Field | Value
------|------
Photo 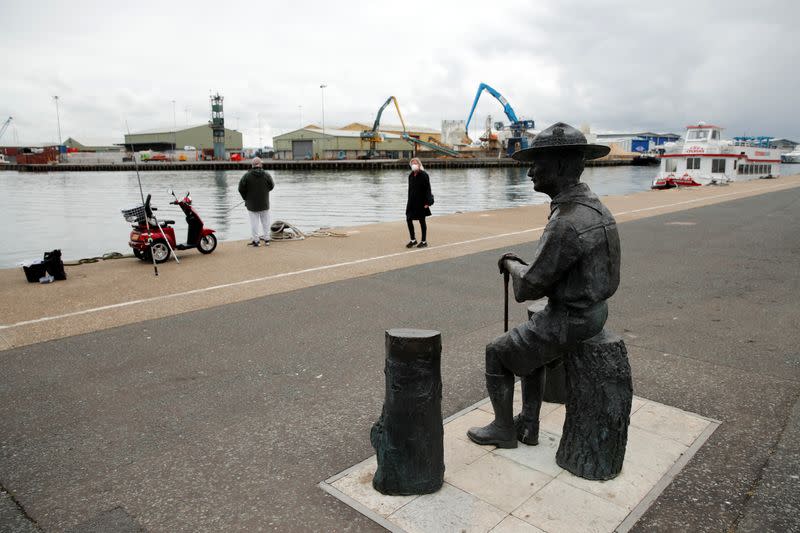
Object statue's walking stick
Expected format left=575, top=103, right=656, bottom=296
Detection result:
left=503, top=271, right=510, bottom=333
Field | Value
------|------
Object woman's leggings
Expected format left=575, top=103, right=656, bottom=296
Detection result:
left=406, top=217, right=427, bottom=241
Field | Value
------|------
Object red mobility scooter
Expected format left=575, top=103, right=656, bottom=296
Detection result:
left=123, top=190, right=217, bottom=263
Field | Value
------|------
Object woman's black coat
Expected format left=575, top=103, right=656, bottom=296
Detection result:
left=405, top=170, right=432, bottom=219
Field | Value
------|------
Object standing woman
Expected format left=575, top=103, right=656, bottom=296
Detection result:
left=405, top=157, right=433, bottom=248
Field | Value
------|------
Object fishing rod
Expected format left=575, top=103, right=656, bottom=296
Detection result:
left=126, top=120, right=159, bottom=277
left=224, top=199, right=245, bottom=213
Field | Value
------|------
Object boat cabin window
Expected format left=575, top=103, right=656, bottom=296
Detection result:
left=665, top=159, right=677, bottom=172
left=712, top=159, right=726, bottom=173
left=687, top=157, right=701, bottom=170
left=687, top=130, right=708, bottom=141
left=711, top=130, right=720, bottom=140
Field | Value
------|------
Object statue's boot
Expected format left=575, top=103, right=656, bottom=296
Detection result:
left=514, top=367, right=545, bottom=445
left=467, top=372, right=517, bottom=448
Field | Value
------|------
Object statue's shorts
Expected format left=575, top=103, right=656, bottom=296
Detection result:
left=488, top=300, right=608, bottom=376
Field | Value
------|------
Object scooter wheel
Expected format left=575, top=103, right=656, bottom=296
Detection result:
left=150, top=240, right=171, bottom=263
left=197, top=234, right=217, bottom=254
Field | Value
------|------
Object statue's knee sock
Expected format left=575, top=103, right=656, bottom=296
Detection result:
left=515, top=367, right=544, bottom=445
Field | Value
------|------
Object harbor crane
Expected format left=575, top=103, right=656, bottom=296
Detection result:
left=360, top=96, right=407, bottom=159
left=361, top=97, right=459, bottom=158
left=0, top=117, right=12, bottom=142
left=465, top=83, right=534, bottom=156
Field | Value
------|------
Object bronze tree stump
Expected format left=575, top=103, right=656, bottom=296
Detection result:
left=370, top=329, right=444, bottom=495
left=556, top=329, right=632, bottom=480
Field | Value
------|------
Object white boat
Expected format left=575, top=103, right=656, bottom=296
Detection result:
left=0, top=154, right=10, bottom=165
left=652, top=123, right=780, bottom=189
left=780, top=146, right=800, bottom=163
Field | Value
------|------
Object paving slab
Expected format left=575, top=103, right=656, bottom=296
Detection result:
left=0, top=489, right=39, bottom=533
left=321, top=394, right=718, bottom=532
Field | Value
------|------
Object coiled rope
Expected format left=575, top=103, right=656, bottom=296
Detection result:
left=269, top=221, right=349, bottom=241
left=63, top=252, right=130, bottom=266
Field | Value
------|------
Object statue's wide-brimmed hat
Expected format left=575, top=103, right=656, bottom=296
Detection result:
left=512, top=122, right=610, bottom=162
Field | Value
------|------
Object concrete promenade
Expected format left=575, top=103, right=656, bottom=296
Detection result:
left=1, top=176, right=799, bottom=531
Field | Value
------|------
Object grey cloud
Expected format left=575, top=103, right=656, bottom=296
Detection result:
left=1, top=0, right=799, bottom=146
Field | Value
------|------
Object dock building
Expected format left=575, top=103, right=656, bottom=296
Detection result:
left=771, top=138, right=798, bottom=150
left=123, top=125, right=243, bottom=153
left=338, top=123, right=442, bottom=145
left=273, top=123, right=440, bottom=160
left=596, top=132, right=682, bottom=153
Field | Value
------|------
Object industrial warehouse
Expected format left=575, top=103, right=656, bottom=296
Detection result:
left=273, top=123, right=442, bottom=160
left=122, top=124, right=242, bottom=153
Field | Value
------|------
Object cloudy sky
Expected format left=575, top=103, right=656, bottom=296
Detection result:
left=2, top=0, right=798, bottom=146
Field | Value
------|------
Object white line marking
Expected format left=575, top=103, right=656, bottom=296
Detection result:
left=0, top=182, right=790, bottom=331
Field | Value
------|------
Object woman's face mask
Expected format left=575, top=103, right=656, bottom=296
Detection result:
left=410, top=163, right=420, bottom=172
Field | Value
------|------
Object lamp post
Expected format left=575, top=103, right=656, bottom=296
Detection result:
left=53, top=96, right=62, bottom=162
left=172, top=99, right=177, bottom=157
left=320, top=84, right=327, bottom=159
left=257, top=113, right=263, bottom=150
left=298, top=105, right=303, bottom=127
left=53, top=94, right=62, bottom=142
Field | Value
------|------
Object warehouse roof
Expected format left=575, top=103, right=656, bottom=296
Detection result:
left=339, top=122, right=439, bottom=134
left=127, top=124, right=241, bottom=135
left=381, top=123, right=439, bottom=134
left=128, top=125, right=203, bottom=135
left=596, top=131, right=681, bottom=139
left=275, top=127, right=403, bottom=139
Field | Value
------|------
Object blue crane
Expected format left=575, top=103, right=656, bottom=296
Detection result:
left=465, top=83, right=534, bottom=155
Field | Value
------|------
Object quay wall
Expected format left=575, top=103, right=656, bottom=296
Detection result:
left=0, top=158, right=631, bottom=173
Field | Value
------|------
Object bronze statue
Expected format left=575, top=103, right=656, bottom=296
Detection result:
left=467, top=122, right=621, bottom=449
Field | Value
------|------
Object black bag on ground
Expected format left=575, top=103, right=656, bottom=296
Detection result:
left=43, top=249, right=67, bottom=280
left=22, top=262, right=47, bottom=283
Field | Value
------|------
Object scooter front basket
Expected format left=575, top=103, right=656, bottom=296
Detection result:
left=121, top=205, right=146, bottom=223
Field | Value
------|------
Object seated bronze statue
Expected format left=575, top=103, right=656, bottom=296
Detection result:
left=467, top=122, right=621, bottom=449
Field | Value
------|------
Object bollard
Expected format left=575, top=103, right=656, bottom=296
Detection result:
left=370, top=328, right=444, bottom=495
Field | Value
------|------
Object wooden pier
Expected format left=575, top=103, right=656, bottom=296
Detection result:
left=0, top=157, right=631, bottom=173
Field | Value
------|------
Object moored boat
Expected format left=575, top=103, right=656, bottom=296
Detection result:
left=652, top=123, right=781, bottom=189
left=780, top=146, right=800, bottom=163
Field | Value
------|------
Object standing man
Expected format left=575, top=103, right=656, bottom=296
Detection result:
left=239, top=157, right=275, bottom=247
left=467, top=122, right=621, bottom=449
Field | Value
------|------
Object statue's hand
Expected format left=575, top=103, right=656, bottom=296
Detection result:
left=498, top=253, right=527, bottom=274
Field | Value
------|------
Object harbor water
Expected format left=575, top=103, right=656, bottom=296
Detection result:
left=0, top=165, right=656, bottom=268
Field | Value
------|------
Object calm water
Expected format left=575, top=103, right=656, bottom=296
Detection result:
left=0, top=165, right=656, bottom=268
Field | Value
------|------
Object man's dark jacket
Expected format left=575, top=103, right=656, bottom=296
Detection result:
left=238, top=168, right=275, bottom=211
left=512, top=182, right=620, bottom=309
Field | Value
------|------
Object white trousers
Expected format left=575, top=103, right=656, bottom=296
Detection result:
left=248, top=209, right=271, bottom=242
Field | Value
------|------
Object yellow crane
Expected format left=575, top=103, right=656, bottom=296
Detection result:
left=360, top=96, right=407, bottom=158
left=361, top=97, right=460, bottom=158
